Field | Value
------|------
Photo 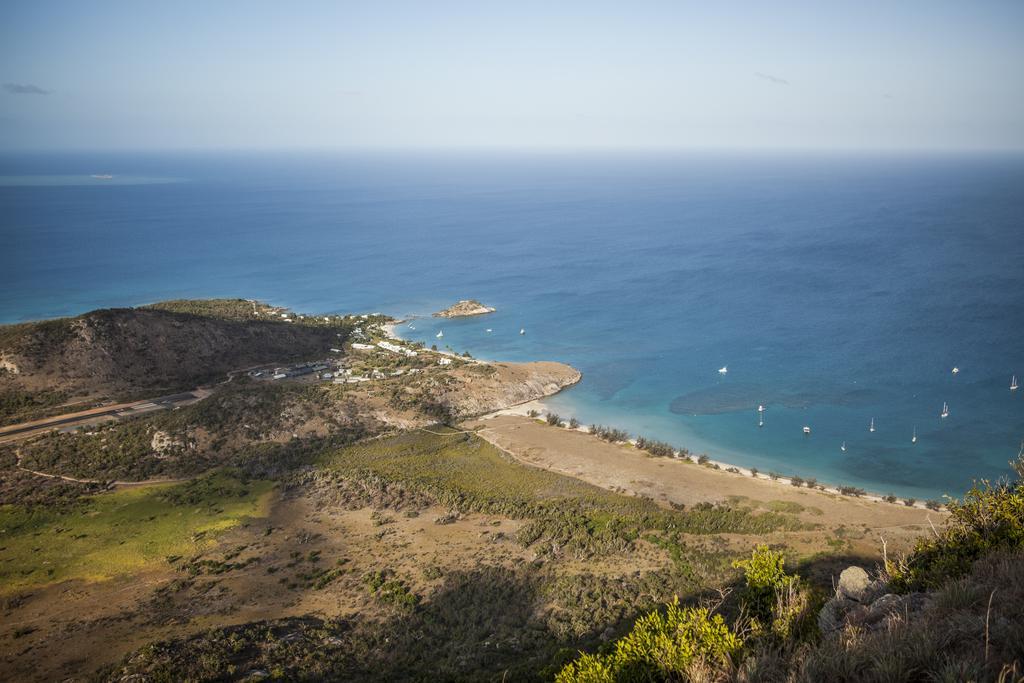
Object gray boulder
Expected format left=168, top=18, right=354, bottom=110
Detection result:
left=837, top=566, right=872, bottom=602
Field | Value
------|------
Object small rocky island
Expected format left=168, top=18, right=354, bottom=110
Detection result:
left=432, top=299, right=496, bottom=318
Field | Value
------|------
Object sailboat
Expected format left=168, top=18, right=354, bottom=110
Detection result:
left=436, top=330, right=443, bottom=339
left=940, top=402, right=949, bottom=419
left=912, top=427, right=917, bottom=444
left=718, top=366, right=728, bottom=375
left=757, top=404, right=764, bottom=428
left=1012, top=375, right=1019, bottom=391
left=841, top=441, right=847, bottom=452
left=952, top=367, right=960, bottom=375
left=802, top=426, right=811, bottom=435
left=869, top=418, right=875, bottom=433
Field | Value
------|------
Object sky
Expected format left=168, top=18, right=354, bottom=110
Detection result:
left=2, top=1, right=1023, bottom=152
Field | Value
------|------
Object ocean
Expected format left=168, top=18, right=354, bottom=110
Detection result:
left=2, top=150, right=1023, bottom=499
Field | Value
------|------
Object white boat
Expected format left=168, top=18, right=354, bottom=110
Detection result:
left=1012, top=375, right=1019, bottom=391
left=869, top=418, right=875, bottom=433
left=436, top=330, right=443, bottom=339
left=940, top=401, right=949, bottom=419
left=911, top=427, right=917, bottom=444
left=718, top=366, right=728, bottom=375
left=91, top=174, right=113, bottom=179
left=757, top=404, right=765, bottom=412
left=802, top=426, right=811, bottom=435
left=841, top=441, right=846, bottom=452
left=952, top=367, right=960, bottom=374
left=519, top=328, right=525, bottom=335
left=485, top=328, right=492, bottom=333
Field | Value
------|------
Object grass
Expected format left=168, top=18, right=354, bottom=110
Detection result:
left=0, top=470, right=274, bottom=593
left=315, top=428, right=804, bottom=557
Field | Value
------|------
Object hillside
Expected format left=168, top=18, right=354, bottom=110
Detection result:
left=0, top=299, right=358, bottom=423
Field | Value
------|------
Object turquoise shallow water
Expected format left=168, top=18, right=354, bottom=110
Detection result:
left=2, top=150, right=1023, bottom=498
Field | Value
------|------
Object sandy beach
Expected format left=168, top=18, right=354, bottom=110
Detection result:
left=465, top=411, right=943, bottom=554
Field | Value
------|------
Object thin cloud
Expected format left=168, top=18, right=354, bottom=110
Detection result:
left=754, top=72, right=789, bottom=86
left=3, top=82, right=50, bottom=95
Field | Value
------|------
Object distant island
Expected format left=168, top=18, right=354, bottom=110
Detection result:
left=432, top=299, right=496, bottom=318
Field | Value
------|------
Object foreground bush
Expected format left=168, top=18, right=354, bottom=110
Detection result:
left=888, top=460, right=1024, bottom=592
left=557, top=546, right=817, bottom=682
left=555, top=598, right=741, bottom=682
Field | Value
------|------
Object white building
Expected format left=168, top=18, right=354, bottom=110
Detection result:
left=377, top=341, right=417, bottom=357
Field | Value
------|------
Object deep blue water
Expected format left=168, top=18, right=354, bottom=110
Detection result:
left=2, top=150, right=1023, bottom=498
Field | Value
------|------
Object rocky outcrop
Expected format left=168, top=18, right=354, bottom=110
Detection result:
left=818, top=565, right=930, bottom=635
left=440, top=361, right=581, bottom=418
left=432, top=300, right=495, bottom=318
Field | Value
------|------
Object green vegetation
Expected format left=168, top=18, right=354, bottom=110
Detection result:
left=888, top=465, right=1024, bottom=592
left=557, top=545, right=818, bottom=682
left=588, top=424, right=630, bottom=443
left=635, top=435, right=679, bottom=458
left=557, top=462, right=1024, bottom=682
left=0, top=383, right=69, bottom=426
left=15, top=381, right=369, bottom=482
left=363, top=569, right=420, bottom=610
left=315, top=429, right=803, bottom=557
left=555, top=599, right=742, bottom=682
left=0, top=469, right=273, bottom=592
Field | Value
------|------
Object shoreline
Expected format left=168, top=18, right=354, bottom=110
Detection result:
left=482, top=401, right=941, bottom=511
left=383, top=316, right=942, bottom=511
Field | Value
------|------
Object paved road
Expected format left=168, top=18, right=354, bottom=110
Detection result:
left=0, top=390, right=208, bottom=443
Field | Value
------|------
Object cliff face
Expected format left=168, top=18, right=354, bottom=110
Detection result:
left=432, top=300, right=496, bottom=318
left=0, top=307, right=350, bottom=400
left=440, top=361, right=581, bottom=418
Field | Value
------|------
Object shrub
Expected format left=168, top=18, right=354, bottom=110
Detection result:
left=733, top=544, right=819, bottom=642
left=924, top=499, right=944, bottom=511
left=804, top=478, right=817, bottom=489
left=883, top=494, right=897, bottom=504
left=588, top=425, right=630, bottom=443
left=888, top=464, right=1024, bottom=592
left=838, top=486, right=865, bottom=497
left=555, top=598, right=742, bottom=682
left=750, top=467, right=759, bottom=478
left=790, top=476, right=804, bottom=487
left=698, top=454, right=710, bottom=465
left=733, top=545, right=789, bottom=624
left=768, top=472, right=780, bottom=481
left=726, top=467, right=740, bottom=474
left=546, top=413, right=563, bottom=427
left=568, top=417, right=579, bottom=429
left=527, top=409, right=539, bottom=418
left=635, top=437, right=676, bottom=458
left=904, top=497, right=917, bottom=507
